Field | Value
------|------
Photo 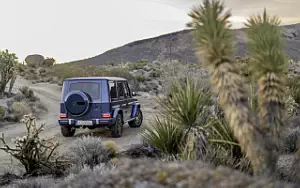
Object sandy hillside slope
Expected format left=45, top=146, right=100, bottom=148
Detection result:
left=0, top=77, right=157, bottom=174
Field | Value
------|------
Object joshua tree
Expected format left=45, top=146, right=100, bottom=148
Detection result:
left=245, top=9, right=288, bottom=152
left=187, top=0, right=279, bottom=176
left=0, top=49, right=18, bottom=98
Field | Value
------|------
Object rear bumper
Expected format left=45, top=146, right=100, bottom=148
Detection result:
left=58, top=118, right=115, bottom=127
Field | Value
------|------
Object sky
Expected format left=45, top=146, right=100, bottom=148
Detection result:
left=0, top=0, right=299, bottom=63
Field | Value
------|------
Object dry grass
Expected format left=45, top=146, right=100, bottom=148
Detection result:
left=11, top=101, right=32, bottom=121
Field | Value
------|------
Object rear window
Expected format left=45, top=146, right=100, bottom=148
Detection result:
left=69, top=82, right=100, bottom=100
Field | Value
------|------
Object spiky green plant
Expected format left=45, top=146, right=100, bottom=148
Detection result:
left=141, top=117, right=184, bottom=155
left=187, top=0, right=276, bottom=176
left=157, top=78, right=211, bottom=129
left=245, top=9, right=288, bottom=151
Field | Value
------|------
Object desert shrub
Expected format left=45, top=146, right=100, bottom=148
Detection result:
left=287, top=76, right=300, bottom=105
left=37, top=67, right=46, bottom=76
left=149, top=70, right=161, bottom=78
left=11, top=101, right=32, bottom=121
left=57, top=163, right=115, bottom=188
left=103, top=140, right=118, bottom=158
left=283, top=127, right=300, bottom=153
left=8, top=176, right=55, bottom=188
left=157, top=78, right=211, bottom=128
left=57, top=158, right=293, bottom=188
left=119, top=143, right=162, bottom=159
left=19, top=86, right=38, bottom=102
left=46, top=63, right=140, bottom=89
left=0, top=106, right=5, bottom=121
left=0, top=115, right=69, bottom=176
left=141, top=78, right=212, bottom=158
left=180, top=127, right=208, bottom=160
left=203, top=115, right=251, bottom=172
left=66, top=136, right=111, bottom=170
left=12, top=93, right=26, bottom=102
left=286, top=95, right=300, bottom=118
left=135, top=75, right=145, bottom=82
left=125, top=60, right=148, bottom=70
left=141, top=117, right=184, bottom=155
left=206, top=116, right=241, bottom=156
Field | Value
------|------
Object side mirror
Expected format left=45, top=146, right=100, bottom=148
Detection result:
left=132, top=92, right=136, bottom=96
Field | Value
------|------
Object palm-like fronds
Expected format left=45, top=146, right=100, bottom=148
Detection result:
left=141, top=117, right=184, bottom=155
left=157, top=78, right=211, bottom=128
left=187, top=0, right=275, bottom=176
left=187, top=0, right=233, bottom=65
left=245, top=9, right=287, bottom=78
left=245, top=9, right=288, bottom=150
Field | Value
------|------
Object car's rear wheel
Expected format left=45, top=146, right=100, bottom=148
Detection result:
left=61, top=126, right=76, bottom=137
left=129, top=108, right=143, bottom=128
left=111, top=114, right=123, bottom=138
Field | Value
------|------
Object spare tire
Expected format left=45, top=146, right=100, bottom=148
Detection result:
left=64, top=91, right=91, bottom=116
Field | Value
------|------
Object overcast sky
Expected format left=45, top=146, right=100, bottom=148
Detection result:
left=0, top=0, right=299, bottom=63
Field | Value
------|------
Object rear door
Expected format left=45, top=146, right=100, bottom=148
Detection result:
left=124, top=81, right=134, bottom=120
left=116, top=81, right=130, bottom=121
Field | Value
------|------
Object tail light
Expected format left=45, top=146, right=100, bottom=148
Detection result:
left=60, top=114, right=67, bottom=118
left=101, top=113, right=111, bottom=118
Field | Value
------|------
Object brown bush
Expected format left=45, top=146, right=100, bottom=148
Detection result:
left=11, top=101, right=32, bottom=121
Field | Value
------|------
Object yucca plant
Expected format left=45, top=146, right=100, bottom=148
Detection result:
left=141, top=117, right=184, bottom=155
left=245, top=9, right=288, bottom=151
left=187, top=0, right=276, bottom=176
left=157, top=78, right=211, bottom=129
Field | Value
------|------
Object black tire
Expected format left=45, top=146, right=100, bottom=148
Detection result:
left=111, top=114, right=123, bottom=138
left=129, top=108, right=143, bottom=128
left=61, top=126, right=76, bottom=137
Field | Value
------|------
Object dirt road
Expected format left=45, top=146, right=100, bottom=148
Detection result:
left=0, top=77, right=157, bottom=174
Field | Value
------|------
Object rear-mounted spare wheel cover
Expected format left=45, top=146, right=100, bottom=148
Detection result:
left=64, top=91, right=90, bottom=116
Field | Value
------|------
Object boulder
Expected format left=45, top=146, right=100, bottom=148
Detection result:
left=25, top=54, right=45, bottom=67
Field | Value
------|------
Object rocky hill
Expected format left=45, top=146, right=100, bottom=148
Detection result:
left=69, top=23, right=300, bottom=66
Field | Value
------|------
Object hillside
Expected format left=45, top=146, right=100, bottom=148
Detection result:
left=69, top=23, right=300, bottom=66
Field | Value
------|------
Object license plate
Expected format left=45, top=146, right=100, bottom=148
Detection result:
left=76, top=120, right=93, bottom=126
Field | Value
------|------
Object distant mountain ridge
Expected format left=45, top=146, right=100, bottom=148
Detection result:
left=69, top=23, right=300, bottom=66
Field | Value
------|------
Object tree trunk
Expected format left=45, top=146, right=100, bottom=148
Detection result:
left=0, top=82, right=6, bottom=98
left=8, top=74, right=16, bottom=96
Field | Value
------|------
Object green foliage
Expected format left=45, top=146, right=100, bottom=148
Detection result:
left=206, top=116, right=241, bottom=156
left=135, top=75, right=145, bottom=82
left=245, top=8, right=288, bottom=79
left=103, top=140, right=119, bottom=158
left=186, top=0, right=234, bottom=63
left=0, top=106, right=5, bottom=121
left=141, top=78, right=213, bottom=158
left=157, top=78, right=211, bottom=128
left=126, top=60, right=148, bottom=70
left=141, top=117, right=184, bottom=155
left=47, top=63, right=135, bottom=81
left=0, top=49, right=18, bottom=98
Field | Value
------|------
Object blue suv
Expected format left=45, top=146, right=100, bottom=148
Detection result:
left=58, top=77, right=143, bottom=138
